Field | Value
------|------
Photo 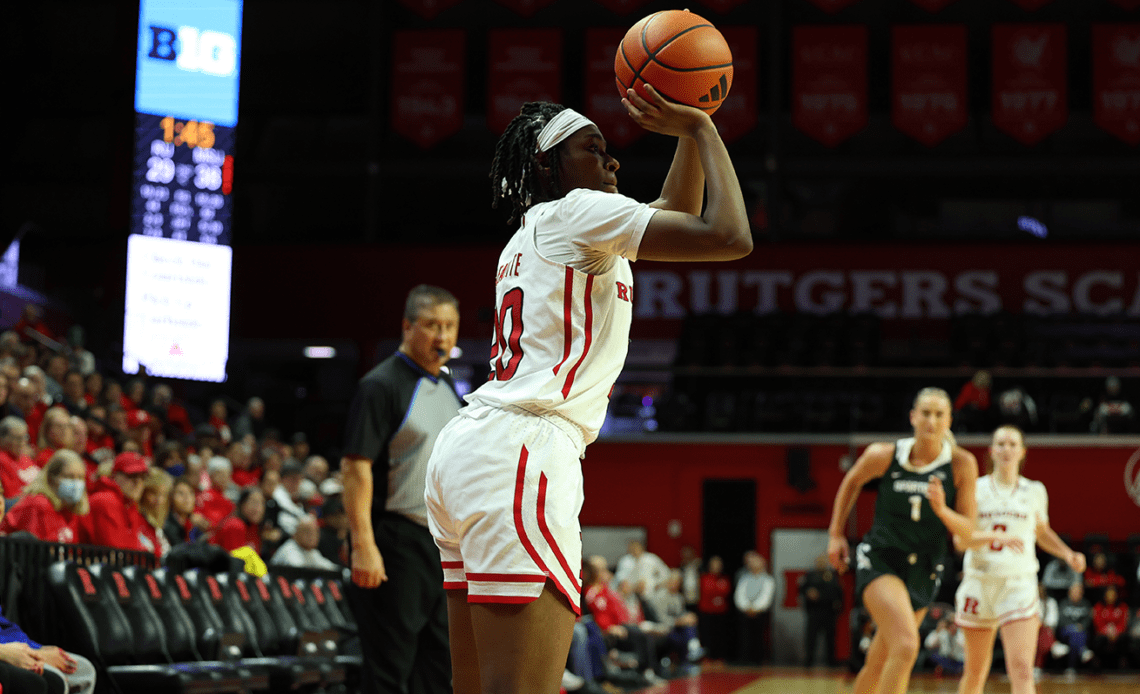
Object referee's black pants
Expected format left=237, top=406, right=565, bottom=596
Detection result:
left=347, top=513, right=451, bottom=694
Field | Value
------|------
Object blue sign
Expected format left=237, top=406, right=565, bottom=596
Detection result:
left=135, top=0, right=242, bottom=126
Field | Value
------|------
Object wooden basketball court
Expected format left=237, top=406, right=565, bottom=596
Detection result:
left=639, top=667, right=1139, bottom=694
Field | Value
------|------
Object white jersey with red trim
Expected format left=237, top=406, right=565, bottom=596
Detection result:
left=466, top=188, right=655, bottom=444
left=963, top=474, right=1048, bottom=578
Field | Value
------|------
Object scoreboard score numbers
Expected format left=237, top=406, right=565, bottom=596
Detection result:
left=124, top=0, right=242, bottom=382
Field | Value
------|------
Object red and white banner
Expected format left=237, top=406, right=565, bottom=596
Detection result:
left=713, top=26, right=759, bottom=143
left=395, top=0, right=461, bottom=19
left=801, top=0, right=862, bottom=13
left=793, top=25, right=868, bottom=147
left=586, top=28, right=643, bottom=149
left=892, top=25, right=968, bottom=147
left=592, top=0, right=652, bottom=15
left=1005, top=0, right=1054, bottom=10
left=991, top=24, right=1067, bottom=145
left=495, top=0, right=556, bottom=16
left=906, top=0, right=958, bottom=11
left=487, top=29, right=562, bottom=135
left=1093, top=24, right=1140, bottom=145
left=390, top=30, right=465, bottom=149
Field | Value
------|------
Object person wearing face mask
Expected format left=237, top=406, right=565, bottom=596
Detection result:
left=0, top=449, right=88, bottom=542
left=78, top=451, right=153, bottom=554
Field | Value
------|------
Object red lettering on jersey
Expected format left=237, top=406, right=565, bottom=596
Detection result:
left=495, top=253, right=523, bottom=286
left=615, top=281, right=629, bottom=302
left=963, top=597, right=979, bottom=614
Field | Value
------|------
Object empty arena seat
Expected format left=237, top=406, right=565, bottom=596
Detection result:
left=45, top=561, right=260, bottom=694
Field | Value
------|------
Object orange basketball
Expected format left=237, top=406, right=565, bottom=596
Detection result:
left=614, top=10, right=733, bottom=114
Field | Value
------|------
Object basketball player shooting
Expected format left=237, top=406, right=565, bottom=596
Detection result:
left=422, top=83, right=752, bottom=693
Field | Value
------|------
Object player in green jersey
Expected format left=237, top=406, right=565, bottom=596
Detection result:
left=826, top=388, right=1023, bottom=694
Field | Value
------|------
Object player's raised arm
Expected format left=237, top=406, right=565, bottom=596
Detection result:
left=623, top=84, right=751, bottom=262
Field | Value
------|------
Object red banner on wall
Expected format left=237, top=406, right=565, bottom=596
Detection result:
left=906, top=0, right=959, bottom=11
left=390, top=31, right=465, bottom=149
left=1093, top=24, right=1140, bottom=145
left=713, top=26, right=759, bottom=143
left=793, top=25, right=868, bottom=147
left=586, top=28, right=643, bottom=149
left=991, top=24, right=1067, bottom=145
left=1005, top=0, right=1054, bottom=9
left=892, top=25, right=968, bottom=147
left=592, top=0, right=651, bottom=15
left=801, top=0, right=861, bottom=13
left=395, top=0, right=461, bottom=19
left=495, top=0, right=557, bottom=16
left=487, top=29, right=562, bottom=136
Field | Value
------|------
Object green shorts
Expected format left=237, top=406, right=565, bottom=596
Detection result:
left=853, top=541, right=945, bottom=610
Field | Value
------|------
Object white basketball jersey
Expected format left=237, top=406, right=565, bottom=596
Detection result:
left=466, top=189, right=654, bottom=444
left=963, top=475, right=1048, bottom=578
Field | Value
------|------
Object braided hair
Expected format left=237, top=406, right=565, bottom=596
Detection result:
left=489, top=101, right=567, bottom=226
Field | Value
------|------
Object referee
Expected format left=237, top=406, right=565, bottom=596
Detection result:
left=341, top=285, right=461, bottom=694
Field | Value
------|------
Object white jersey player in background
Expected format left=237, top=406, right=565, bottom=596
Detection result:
left=954, top=425, right=1086, bottom=694
left=423, top=83, right=751, bottom=694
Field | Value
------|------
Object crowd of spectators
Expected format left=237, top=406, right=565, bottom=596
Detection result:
left=0, top=305, right=348, bottom=577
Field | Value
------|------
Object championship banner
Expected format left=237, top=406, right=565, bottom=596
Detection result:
left=390, top=30, right=465, bottom=149
left=494, top=0, right=556, bottom=16
left=1005, top=0, right=1054, bottom=9
left=713, top=26, right=759, bottom=143
left=487, top=29, right=562, bottom=135
left=991, top=24, right=1067, bottom=145
left=592, top=0, right=652, bottom=15
left=395, top=0, right=462, bottom=19
left=1092, top=24, right=1140, bottom=145
left=792, top=25, right=868, bottom=147
left=891, top=25, right=968, bottom=147
left=801, top=0, right=861, bottom=13
left=905, top=0, right=959, bottom=11
left=585, top=28, right=643, bottom=149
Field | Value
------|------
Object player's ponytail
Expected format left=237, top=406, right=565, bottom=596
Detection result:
left=490, top=102, right=567, bottom=226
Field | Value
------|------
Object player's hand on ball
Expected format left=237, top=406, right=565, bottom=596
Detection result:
left=926, top=476, right=946, bottom=513
left=622, top=84, right=711, bottom=139
left=352, top=541, right=387, bottom=588
left=827, top=535, right=850, bottom=574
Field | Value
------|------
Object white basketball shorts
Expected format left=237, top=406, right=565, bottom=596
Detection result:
left=955, top=572, right=1039, bottom=629
left=424, top=404, right=585, bottom=615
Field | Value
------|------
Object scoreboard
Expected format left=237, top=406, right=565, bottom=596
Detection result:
left=123, top=0, right=242, bottom=382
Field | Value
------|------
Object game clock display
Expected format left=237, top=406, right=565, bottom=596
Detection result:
left=132, top=112, right=234, bottom=245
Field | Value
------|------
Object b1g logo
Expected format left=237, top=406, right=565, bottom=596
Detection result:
left=148, top=24, right=237, bottom=77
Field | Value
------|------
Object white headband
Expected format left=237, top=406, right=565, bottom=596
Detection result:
left=535, top=108, right=596, bottom=152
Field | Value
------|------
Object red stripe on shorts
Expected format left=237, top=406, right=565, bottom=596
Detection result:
left=443, top=582, right=468, bottom=589
left=469, top=595, right=538, bottom=605
left=513, top=446, right=582, bottom=615
left=441, top=561, right=464, bottom=568
left=466, top=573, right=547, bottom=583
left=537, top=472, right=581, bottom=593
left=553, top=267, right=573, bottom=376
left=560, top=275, right=594, bottom=398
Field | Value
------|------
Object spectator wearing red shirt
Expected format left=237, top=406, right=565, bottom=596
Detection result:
left=1084, top=552, right=1127, bottom=604
left=953, top=370, right=993, bottom=433
left=33, top=407, right=72, bottom=468
left=228, top=441, right=260, bottom=488
left=138, top=468, right=174, bottom=559
left=0, top=416, right=39, bottom=499
left=83, top=406, right=115, bottom=461
left=196, top=456, right=236, bottom=529
left=124, top=409, right=153, bottom=458
left=1091, top=585, right=1129, bottom=670
left=13, top=304, right=53, bottom=344
left=207, top=399, right=232, bottom=446
left=150, top=384, right=193, bottom=437
left=698, top=555, right=732, bottom=662
left=0, top=450, right=88, bottom=543
left=10, top=377, right=48, bottom=445
left=83, top=372, right=102, bottom=407
left=213, top=487, right=266, bottom=555
left=582, top=555, right=663, bottom=682
left=78, top=451, right=153, bottom=555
